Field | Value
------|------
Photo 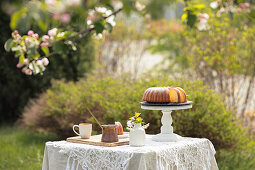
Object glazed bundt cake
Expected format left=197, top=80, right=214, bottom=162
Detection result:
left=142, top=87, right=187, bottom=103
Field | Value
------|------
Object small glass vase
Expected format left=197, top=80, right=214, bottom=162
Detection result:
left=129, top=123, right=145, bottom=147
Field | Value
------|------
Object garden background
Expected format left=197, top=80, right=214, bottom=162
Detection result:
left=0, top=0, right=255, bottom=169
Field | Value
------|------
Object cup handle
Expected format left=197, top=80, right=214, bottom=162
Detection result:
left=73, top=125, right=80, bottom=136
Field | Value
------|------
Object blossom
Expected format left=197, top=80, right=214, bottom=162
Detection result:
left=135, top=1, right=145, bottom=11
left=28, top=30, right=34, bottom=36
left=33, top=33, right=39, bottom=39
left=25, top=69, right=32, bottom=75
left=41, top=42, right=47, bottom=47
left=106, top=15, right=116, bottom=26
left=244, top=3, right=250, bottom=8
left=25, top=38, right=30, bottom=44
left=197, top=13, right=209, bottom=31
left=24, top=58, right=29, bottom=65
left=22, top=68, right=32, bottom=75
left=60, top=13, right=71, bottom=23
left=48, top=28, right=57, bottom=37
left=14, top=30, right=18, bottom=34
left=95, top=7, right=107, bottom=13
left=70, top=0, right=80, bottom=6
left=41, top=57, right=49, bottom=66
left=93, top=33, right=103, bottom=40
left=210, top=1, right=219, bottom=9
left=87, top=20, right=92, bottom=25
left=42, top=35, right=49, bottom=42
left=237, top=8, right=242, bottom=13
left=45, top=0, right=56, bottom=6
left=16, top=63, right=21, bottom=68
left=29, top=63, right=40, bottom=74
left=52, top=13, right=59, bottom=19
left=142, top=123, right=150, bottom=129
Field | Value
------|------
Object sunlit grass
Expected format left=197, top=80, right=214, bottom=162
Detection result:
left=0, top=126, right=58, bottom=170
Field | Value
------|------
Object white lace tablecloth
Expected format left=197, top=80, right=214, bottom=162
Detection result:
left=42, top=135, right=218, bottom=170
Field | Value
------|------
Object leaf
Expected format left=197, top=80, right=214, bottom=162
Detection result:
left=181, top=13, right=188, bottom=22
left=4, top=39, right=14, bottom=52
left=187, top=13, right=197, bottom=28
left=19, top=54, right=25, bottom=64
left=193, top=4, right=205, bottom=9
left=38, top=20, right=48, bottom=32
left=41, top=46, right=49, bottom=56
left=52, top=42, right=69, bottom=54
left=136, top=117, right=143, bottom=123
left=106, top=23, right=113, bottom=32
left=27, top=43, right=37, bottom=56
left=10, top=8, right=27, bottom=29
left=94, top=19, right=105, bottom=34
left=135, top=112, right=141, bottom=117
left=11, top=46, right=21, bottom=51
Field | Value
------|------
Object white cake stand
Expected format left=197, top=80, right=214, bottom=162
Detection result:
left=141, top=101, right=192, bottom=142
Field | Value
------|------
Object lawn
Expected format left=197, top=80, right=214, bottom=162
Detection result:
left=0, top=125, right=254, bottom=170
left=0, top=126, right=58, bottom=170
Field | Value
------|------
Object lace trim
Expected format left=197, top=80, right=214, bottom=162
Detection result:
left=46, top=137, right=216, bottom=170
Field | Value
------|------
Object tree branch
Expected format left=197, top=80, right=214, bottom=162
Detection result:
left=36, top=8, right=123, bottom=61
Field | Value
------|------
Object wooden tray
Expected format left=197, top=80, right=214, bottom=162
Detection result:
left=66, top=135, right=129, bottom=147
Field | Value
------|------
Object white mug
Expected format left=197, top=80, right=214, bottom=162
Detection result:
left=73, top=123, right=92, bottom=139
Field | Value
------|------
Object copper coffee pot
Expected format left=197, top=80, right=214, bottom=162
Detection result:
left=101, top=124, right=118, bottom=142
left=86, top=108, right=118, bottom=143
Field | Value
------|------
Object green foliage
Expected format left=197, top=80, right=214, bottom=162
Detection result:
left=217, top=142, right=255, bottom=170
left=129, top=112, right=144, bottom=124
left=22, top=74, right=248, bottom=150
left=0, top=7, right=95, bottom=122
left=0, top=125, right=58, bottom=169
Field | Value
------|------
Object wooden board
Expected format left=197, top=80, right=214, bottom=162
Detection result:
left=66, top=135, right=129, bottom=147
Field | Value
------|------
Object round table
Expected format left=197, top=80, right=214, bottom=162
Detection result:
left=42, top=135, right=218, bottom=170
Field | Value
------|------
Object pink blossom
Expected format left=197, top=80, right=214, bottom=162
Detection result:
left=25, top=38, right=30, bottom=44
left=16, top=34, right=21, bottom=38
left=237, top=8, right=242, bottom=13
left=52, top=13, right=59, bottom=19
left=28, top=30, right=34, bottom=36
left=48, top=28, right=57, bottom=37
left=45, top=0, right=56, bottom=6
left=239, top=3, right=245, bottom=8
left=21, top=68, right=26, bottom=73
left=60, top=13, right=71, bottom=23
left=16, top=63, right=21, bottom=68
left=42, top=35, right=49, bottom=42
left=25, top=69, right=32, bottom=75
left=42, top=57, right=49, bottom=66
left=34, top=33, right=39, bottom=39
left=41, top=42, right=47, bottom=47
left=14, top=30, right=19, bottom=34
left=244, top=3, right=250, bottom=8
left=87, top=15, right=96, bottom=22
left=70, top=0, right=80, bottom=6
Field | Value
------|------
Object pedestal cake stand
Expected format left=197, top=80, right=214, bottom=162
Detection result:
left=140, top=101, right=193, bottom=142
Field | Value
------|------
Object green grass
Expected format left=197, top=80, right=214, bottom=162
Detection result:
left=0, top=126, right=254, bottom=170
left=0, top=126, right=58, bottom=170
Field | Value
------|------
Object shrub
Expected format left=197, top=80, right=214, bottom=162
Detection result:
left=22, top=74, right=247, bottom=150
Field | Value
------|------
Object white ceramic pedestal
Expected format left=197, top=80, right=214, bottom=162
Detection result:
left=141, top=104, right=192, bottom=142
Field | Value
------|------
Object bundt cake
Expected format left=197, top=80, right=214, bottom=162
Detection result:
left=142, top=87, right=187, bottom=103
left=115, top=122, right=124, bottom=135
